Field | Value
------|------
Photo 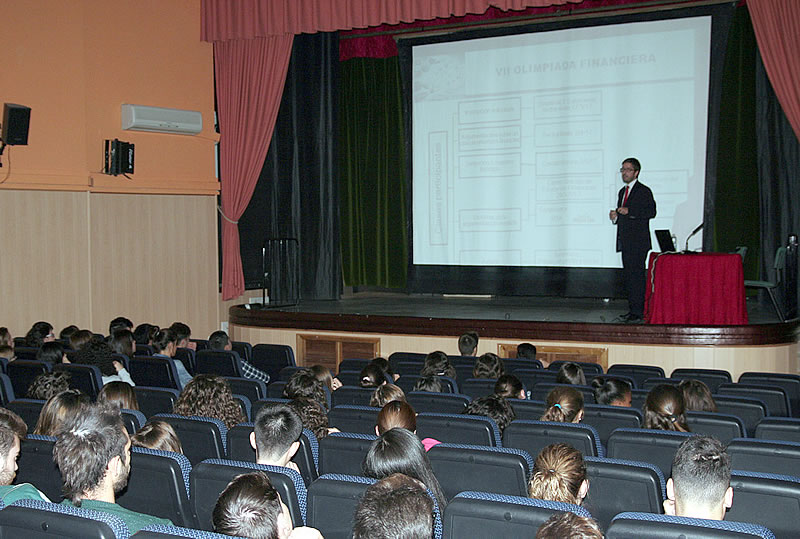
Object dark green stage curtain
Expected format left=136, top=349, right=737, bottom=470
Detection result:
left=714, top=5, right=759, bottom=280
left=339, top=57, right=408, bottom=288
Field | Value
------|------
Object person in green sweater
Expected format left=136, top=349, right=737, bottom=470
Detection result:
left=52, top=402, right=173, bottom=533
left=0, top=408, right=50, bottom=504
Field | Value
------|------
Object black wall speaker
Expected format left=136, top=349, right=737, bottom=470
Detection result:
left=1, top=104, right=32, bottom=146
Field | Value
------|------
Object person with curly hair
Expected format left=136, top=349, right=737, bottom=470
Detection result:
left=173, top=374, right=245, bottom=430
left=283, top=369, right=328, bottom=411
left=27, top=371, right=72, bottom=400
left=72, top=336, right=135, bottom=386
left=25, top=321, right=55, bottom=348
left=286, top=398, right=338, bottom=441
left=473, top=353, right=505, bottom=379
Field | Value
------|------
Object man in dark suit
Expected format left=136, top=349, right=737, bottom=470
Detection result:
left=609, top=157, right=656, bottom=322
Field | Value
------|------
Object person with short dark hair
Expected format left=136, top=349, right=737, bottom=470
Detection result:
left=591, top=376, right=632, bottom=407
left=53, top=402, right=173, bottom=532
left=643, top=384, right=690, bottom=432
left=208, top=330, right=270, bottom=383
left=109, top=330, right=136, bottom=361
left=212, top=471, right=322, bottom=539
left=251, top=404, right=303, bottom=472
left=69, top=329, right=94, bottom=351
left=664, top=435, right=733, bottom=520
left=458, top=332, right=479, bottom=356
left=36, top=341, right=67, bottom=366
left=0, top=408, right=50, bottom=503
left=109, top=317, right=133, bottom=337
left=536, top=512, right=603, bottom=539
left=494, top=374, right=526, bottom=400
left=73, top=336, right=135, bottom=386
left=25, top=321, right=54, bottom=348
left=168, top=322, right=195, bottom=350
left=371, top=357, right=399, bottom=381
left=59, top=325, right=80, bottom=341
left=353, top=473, right=435, bottom=539
left=556, top=362, right=586, bottom=385
left=151, top=328, right=192, bottom=387
left=359, top=364, right=387, bottom=388
left=473, top=352, right=504, bottom=379
left=133, top=323, right=158, bottom=346
left=463, top=394, right=515, bottom=434
left=517, top=342, right=538, bottom=362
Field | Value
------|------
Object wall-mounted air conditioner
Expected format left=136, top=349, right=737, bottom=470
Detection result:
left=121, top=104, right=202, bottom=135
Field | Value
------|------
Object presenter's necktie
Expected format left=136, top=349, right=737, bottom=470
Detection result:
left=622, top=186, right=630, bottom=207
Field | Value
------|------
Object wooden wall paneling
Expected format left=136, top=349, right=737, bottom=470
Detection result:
left=296, top=333, right=380, bottom=369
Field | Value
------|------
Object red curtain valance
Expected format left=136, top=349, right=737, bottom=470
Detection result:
left=201, top=0, right=580, bottom=41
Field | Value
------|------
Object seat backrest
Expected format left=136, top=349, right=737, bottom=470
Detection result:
left=53, top=363, right=103, bottom=400
left=512, top=368, right=559, bottom=390
left=133, top=524, right=230, bottom=538
left=306, top=474, right=376, bottom=539
left=0, top=373, right=14, bottom=405
left=416, top=412, right=501, bottom=447
left=227, top=423, right=319, bottom=486
left=503, top=358, right=543, bottom=373
left=267, top=380, right=287, bottom=399
left=132, top=386, right=180, bottom=418
left=334, top=370, right=361, bottom=387
left=398, top=373, right=460, bottom=394
left=251, top=344, right=295, bottom=381
left=194, top=350, right=243, bottom=378
left=460, top=378, right=498, bottom=400
left=453, top=364, right=474, bottom=385
left=16, top=434, right=62, bottom=502
left=152, top=414, right=227, bottom=466
left=407, top=392, right=470, bottom=414
left=607, top=512, right=776, bottom=538
left=394, top=361, right=424, bottom=378
left=318, top=432, right=377, bottom=476
left=671, top=368, right=733, bottom=392
left=548, top=360, right=604, bottom=376
left=727, top=438, right=800, bottom=476
left=607, top=364, right=665, bottom=388
left=189, top=339, right=209, bottom=351
left=116, top=447, right=196, bottom=528
left=133, top=344, right=155, bottom=356
left=582, top=404, right=643, bottom=446
left=330, top=385, right=375, bottom=407
left=686, top=411, right=746, bottom=444
left=121, top=409, right=147, bottom=435
left=13, top=346, right=39, bottom=361
left=727, top=470, right=800, bottom=539
left=190, top=459, right=306, bottom=530
left=755, top=417, right=800, bottom=443
left=506, top=399, right=546, bottom=421
left=427, top=443, right=533, bottom=499
left=0, top=498, right=130, bottom=538
left=718, top=383, right=791, bottom=417
left=583, top=456, right=666, bottom=530
left=337, top=358, right=371, bottom=374
left=173, top=348, right=195, bottom=376
left=606, top=428, right=694, bottom=477
left=224, top=376, right=267, bottom=404
left=715, top=395, right=768, bottom=436
left=502, top=419, right=603, bottom=458
left=328, top=405, right=380, bottom=435
left=388, top=352, right=427, bottom=370
left=231, top=341, right=252, bottom=362
left=278, top=365, right=307, bottom=381
left=531, top=382, right=595, bottom=404
left=129, top=357, right=181, bottom=390
left=7, top=360, right=51, bottom=399
left=442, top=491, right=592, bottom=539
left=5, top=399, right=46, bottom=434
left=233, top=394, right=252, bottom=422
left=641, top=377, right=681, bottom=392
left=739, top=372, right=800, bottom=418
left=630, top=388, right=649, bottom=411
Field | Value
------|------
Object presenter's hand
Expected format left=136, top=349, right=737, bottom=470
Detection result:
left=617, top=207, right=629, bottom=215
left=609, top=210, right=618, bottom=221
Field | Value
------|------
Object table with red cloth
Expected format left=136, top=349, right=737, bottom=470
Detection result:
left=644, top=252, right=748, bottom=325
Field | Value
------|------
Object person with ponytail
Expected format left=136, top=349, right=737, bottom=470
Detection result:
left=591, top=376, right=632, bottom=407
left=529, top=443, right=589, bottom=505
left=540, top=386, right=584, bottom=423
left=643, top=384, right=690, bottom=432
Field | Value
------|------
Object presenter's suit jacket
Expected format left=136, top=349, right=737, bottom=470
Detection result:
left=615, top=181, right=656, bottom=253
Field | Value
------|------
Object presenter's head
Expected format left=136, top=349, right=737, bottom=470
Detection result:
left=620, top=157, right=640, bottom=184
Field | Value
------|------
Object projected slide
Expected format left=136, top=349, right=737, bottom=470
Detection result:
left=411, top=17, right=711, bottom=267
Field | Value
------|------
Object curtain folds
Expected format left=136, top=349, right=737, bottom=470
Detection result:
left=748, top=0, right=800, bottom=140
left=201, top=0, right=579, bottom=41
left=215, top=35, right=293, bottom=300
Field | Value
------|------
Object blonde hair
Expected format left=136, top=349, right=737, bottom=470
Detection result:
left=529, top=443, right=587, bottom=505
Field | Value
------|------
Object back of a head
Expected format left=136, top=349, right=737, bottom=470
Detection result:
left=679, top=379, right=718, bottom=413
left=458, top=332, right=479, bottom=356
left=353, top=475, right=435, bottom=539
left=108, top=316, right=133, bottom=337
left=420, top=351, right=455, bottom=379
left=370, top=384, right=406, bottom=408
left=473, top=352, right=504, bottom=379
left=591, top=376, right=632, bottom=406
left=34, top=389, right=90, bottom=436
left=535, top=512, right=603, bottom=539
left=671, top=435, right=731, bottom=516
left=309, top=365, right=334, bottom=390
left=208, top=330, right=230, bottom=351
left=0, top=327, right=12, bottom=348
left=26, top=321, right=53, bottom=348
left=131, top=420, right=183, bottom=454
left=359, top=364, right=386, bottom=388
left=283, top=369, right=327, bottom=410
left=541, top=386, right=584, bottom=423
left=0, top=345, right=13, bottom=361
left=52, top=402, right=127, bottom=504
left=371, top=357, right=394, bottom=378
left=109, top=330, right=135, bottom=358
left=174, top=374, right=244, bottom=429
left=253, top=404, right=303, bottom=462
left=151, top=328, right=177, bottom=354
left=0, top=408, right=27, bottom=482
left=517, top=342, right=537, bottom=360
left=27, top=371, right=71, bottom=400
left=463, top=394, right=515, bottom=433
left=287, top=398, right=330, bottom=440
left=643, top=384, right=689, bottom=431
left=377, top=401, right=417, bottom=435
left=529, top=443, right=587, bottom=505
left=556, top=362, right=586, bottom=385
left=133, top=323, right=157, bottom=345
left=98, top=381, right=139, bottom=411
left=413, top=375, right=442, bottom=393
left=69, top=329, right=94, bottom=351
left=36, top=341, right=65, bottom=365
left=169, top=322, right=192, bottom=345
left=494, top=374, right=524, bottom=400
left=59, top=325, right=80, bottom=341
left=73, top=335, right=117, bottom=376
left=213, top=471, right=284, bottom=539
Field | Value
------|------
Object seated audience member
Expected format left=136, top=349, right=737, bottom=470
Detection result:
left=473, top=352, right=505, bottom=379
left=109, top=329, right=136, bottom=361
left=213, top=471, right=322, bottom=539
left=679, top=379, right=718, bottom=413
left=591, top=376, right=632, bottom=407
left=556, top=362, right=586, bottom=386
left=69, top=329, right=94, bottom=352
left=495, top=374, right=526, bottom=400
left=0, top=408, right=50, bottom=503
left=362, top=428, right=447, bottom=509
left=643, top=384, right=690, bottom=432
left=359, top=364, right=388, bottom=388
left=353, top=473, right=435, bottom=539
left=36, top=341, right=67, bottom=366
left=173, top=374, right=244, bottom=430
left=529, top=443, right=589, bottom=505
left=131, top=420, right=183, bottom=454
left=133, top=323, right=158, bottom=347
left=413, top=375, right=443, bottom=393
left=463, top=394, right=515, bottom=434
left=419, top=351, right=456, bottom=380
left=540, top=386, right=584, bottom=423
left=287, top=398, right=337, bottom=441
left=0, top=345, right=14, bottom=363
left=34, top=389, right=90, bottom=436
left=54, top=402, right=173, bottom=532
left=0, top=327, right=12, bottom=348
left=370, top=384, right=406, bottom=408
left=517, top=342, right=545, bottom=366
left=371, top=357, right=400, bottom=381
left=25, top=321, right=55, bottom=348
left=535, top=512, right=603, bottom=539
left=98, top=381, right=139, bottom=411
left=27, top=371, right=71, bottom=400
left=283, top=369, right=328, bottom=411
left=151, top=328, right=192, bottom=387
left=169, top=322, right=196, bottom=351
left=376, top=401, right=440, bottom=451
left=310, top=364, right=342, bottom=391
left=59, top=325, right=80, bottom=341
left=108, top=317, right=133, bottom=337
left=208, top=330, right=270, bottom=383
left=664, top=435, right=733, bottom=520
left=73, top=336, right=135, bottom=386
left=250, top=403, right=303, bottom=472
left=458, top=331, right=479, bottom=356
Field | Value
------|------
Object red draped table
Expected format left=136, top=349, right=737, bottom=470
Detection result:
left=644, top=252, right=748, bottom=325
